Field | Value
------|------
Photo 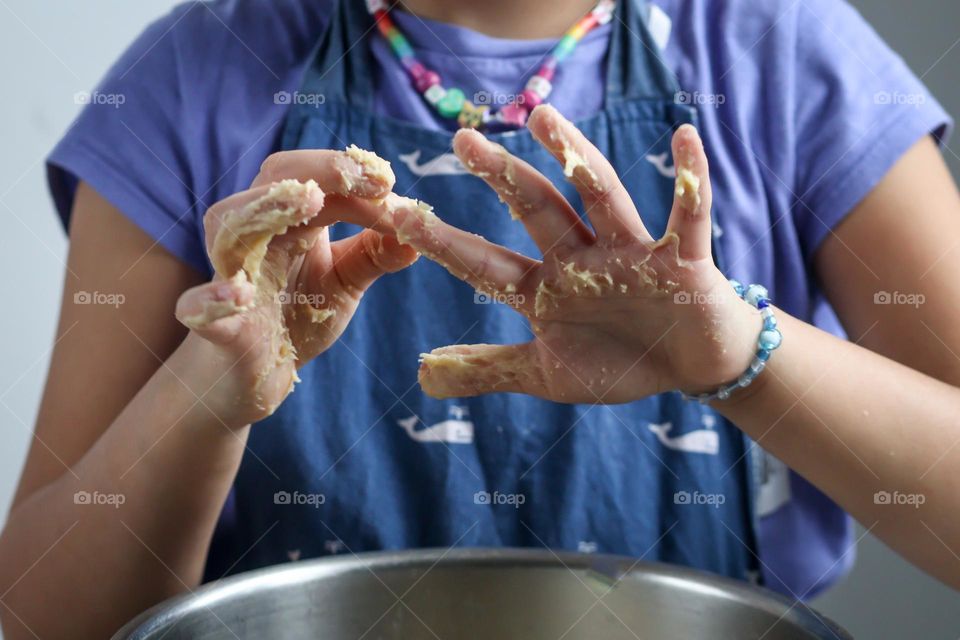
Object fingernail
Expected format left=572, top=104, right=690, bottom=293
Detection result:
left=531, top=103, right=566, bottom=128
left=454, top=129, right=498, bottom=177
left=339, top=145, right=396, bottom=197
left=387, top=196, right=436, bottom=247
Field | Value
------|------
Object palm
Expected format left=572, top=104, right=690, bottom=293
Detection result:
left=523, top=242, right=735, bottom=403
left=397, top=106, right=757, bottom=402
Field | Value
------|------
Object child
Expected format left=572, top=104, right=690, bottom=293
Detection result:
left=2, top=0, right=958, bottom=637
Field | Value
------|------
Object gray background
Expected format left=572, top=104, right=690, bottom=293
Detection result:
left=0, top=1, right=958, bottom=638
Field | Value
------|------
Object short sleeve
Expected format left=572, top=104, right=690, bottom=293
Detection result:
left=47, top=2, right=209, bottom=274
left=791, top=0, right=953, bottom=264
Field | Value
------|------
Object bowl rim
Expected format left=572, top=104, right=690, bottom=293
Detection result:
left=113, top=547, right=852, bottom=639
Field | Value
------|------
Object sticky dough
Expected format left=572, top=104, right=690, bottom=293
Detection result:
left=532, top=234, right=688, bottom=318
left=387, top=193, right=437, bottom=247
left=208, top=178, right=331, bottom=396
left=675, top=167, right=702, bottom=211
left=419, top=344, right=535, bottom=399
left=552, top=131, right=601, bottom=189
left=211, top=179, right=322, bottom=285
left=345, top=144, right=395, bottom=185
left=562, top=142, right=591, bottom=179
left=181, top=272, right=251, bottom=330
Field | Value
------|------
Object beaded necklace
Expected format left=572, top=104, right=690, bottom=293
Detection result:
left=367, top=0, right=615, bottom=130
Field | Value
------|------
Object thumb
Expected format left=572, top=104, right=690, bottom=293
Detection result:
left=418, top=343, right=543, bottom=399
left=175, top=273, right=256, bottom=345
left=664, top=124, right=714, bottom=261
left=328, top=229, right=419, bottom=296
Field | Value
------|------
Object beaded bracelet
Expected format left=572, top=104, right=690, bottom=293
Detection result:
left=681, top=280, right=783, bottom=404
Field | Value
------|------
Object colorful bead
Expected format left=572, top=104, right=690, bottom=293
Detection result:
left=457, top=101, right=489, bottom=129
left=520, top=89, right=543, bottom=110
left=423, top=84, right=446, bottom=105
left=526, top=75, right=552, bottom=99
left=554, top=34, right=578, bottom=61
left=436, top=87, right=466, bottom=118
left=744, top=284, right=768, bottom=306
left=414, top=70, right=441, bottom=93
left=497, top=102, right=529, bottom=127
left=758, top=329, right=782, bottom=351
left=538, top=58, right=558, bottom=81
left=593, top=0, right=616, bottom=24
left=370, top=0, right=612, bottom=130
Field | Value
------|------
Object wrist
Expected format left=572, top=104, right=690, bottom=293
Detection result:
left=166, top=334, right=254, bottom=431
left=680, top=282, right=782, bottom=403
left=707, top=355, right=772, bottom=409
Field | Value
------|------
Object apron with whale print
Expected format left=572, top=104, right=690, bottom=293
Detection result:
left=205, top=0, right=761, bottom=584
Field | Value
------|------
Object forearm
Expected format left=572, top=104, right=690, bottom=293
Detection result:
left=716, top=311, right=960, bottom=588
left=0, top=336, right=250, bottom=640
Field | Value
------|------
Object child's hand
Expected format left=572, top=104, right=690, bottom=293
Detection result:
left=394, top=105, right=759, bottom=403
left=175, top=148, right=418, bottom=426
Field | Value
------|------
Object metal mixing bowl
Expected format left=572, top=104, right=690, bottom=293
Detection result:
left=113, top=548, right=851, bottom=639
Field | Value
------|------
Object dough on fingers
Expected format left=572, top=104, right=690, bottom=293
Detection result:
left=210, top=179, right=325, bottom=285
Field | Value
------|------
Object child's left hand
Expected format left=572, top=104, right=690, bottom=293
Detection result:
left=393, top=105, right=760, bottom=403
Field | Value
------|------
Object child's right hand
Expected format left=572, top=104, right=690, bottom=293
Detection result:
left=174, top=148, right=418, bottom=428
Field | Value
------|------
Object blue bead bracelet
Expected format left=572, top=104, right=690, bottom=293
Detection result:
left=681, top=280, right=783, bottom=403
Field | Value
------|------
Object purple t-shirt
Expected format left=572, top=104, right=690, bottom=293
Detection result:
left=47, top=0, right=951, bottom=596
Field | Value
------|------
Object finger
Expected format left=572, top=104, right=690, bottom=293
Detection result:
left=318, top=193, right=398, bottom=234
left=392, top=199, right=539, bottom=295
left=664, top=124, right=714, bottom=261
left=207, top=179, right=325, bottom=282
left=175, top=272, right=256, bottom=344
left=453, top=128, right=594, bottom=253
left=326, top=229, right=420, bottom=298
left=252, top=146, right=395, bottom=198
left=419, top=343, right=545, bottom=399
left=527, top=104, right=652, bottom=242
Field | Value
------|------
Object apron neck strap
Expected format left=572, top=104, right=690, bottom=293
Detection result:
left=605, top=0, right=681, bottom=105
left=301, top=0, right=378, bottom=107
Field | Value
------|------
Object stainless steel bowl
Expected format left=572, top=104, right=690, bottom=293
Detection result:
left=113, top=548, right=851, bottom=639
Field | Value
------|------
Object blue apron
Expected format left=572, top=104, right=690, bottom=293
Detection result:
left=206, top=0, right=760, bottom=584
